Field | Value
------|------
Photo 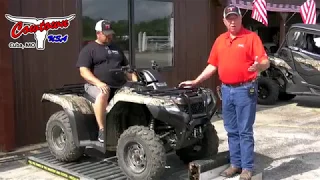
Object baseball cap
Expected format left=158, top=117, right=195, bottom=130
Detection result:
left=223, top=5, right=242, bottom=18
left=95, top=20, right=115, bottom=35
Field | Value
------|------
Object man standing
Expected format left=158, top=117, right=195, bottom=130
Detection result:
left=179, top=5, right=269, bottom=180
left=76, top=20, right=137, bottom=143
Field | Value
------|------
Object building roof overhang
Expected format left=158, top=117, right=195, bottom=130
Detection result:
left=219, top=0, right=320, bottom=13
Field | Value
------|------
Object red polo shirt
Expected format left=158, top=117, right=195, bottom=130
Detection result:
left=207, top=27, right=267, bottom=84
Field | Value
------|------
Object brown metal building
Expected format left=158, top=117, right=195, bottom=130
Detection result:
left=0, top=0, right=316, bottom=151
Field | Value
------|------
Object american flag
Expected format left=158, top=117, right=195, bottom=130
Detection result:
left=300, top=0, right=317, bottom=24
left=251, top=0, right=268, bottom=26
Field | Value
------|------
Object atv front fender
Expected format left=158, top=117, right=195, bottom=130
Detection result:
left=41, top=93, right=94, bottom=114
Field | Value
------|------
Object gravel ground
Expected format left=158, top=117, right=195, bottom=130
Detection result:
left=1, top=96, right=320, bottom=180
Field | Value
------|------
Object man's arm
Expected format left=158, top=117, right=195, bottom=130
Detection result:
left=252, top=34, right=270, bottom=71
left=194, top=64, right=217, bottom=84
left=119, top=49, right=138, bottom=82
left=194, top=40, right=219, bottom=84
left=79, top=67, right=103, bottom=85
left=76, top=47, right=103, bottom=86
left=179, top=40, right=219, bottom=87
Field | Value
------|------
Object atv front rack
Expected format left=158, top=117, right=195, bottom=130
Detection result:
left=133, top=86, right=202, bottom=97
left=135, top=87, right=211, bottom=115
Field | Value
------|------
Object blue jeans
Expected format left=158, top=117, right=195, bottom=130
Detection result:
left=221, top=81, right=258, bottom=171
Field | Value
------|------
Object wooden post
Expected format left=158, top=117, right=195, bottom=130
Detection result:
left=279, top=12, right=289, bottom=46
left=0, top=0, right=16, bottom=151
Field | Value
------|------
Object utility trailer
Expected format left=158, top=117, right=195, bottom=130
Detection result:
left=26, top=150, right=262, bottom=180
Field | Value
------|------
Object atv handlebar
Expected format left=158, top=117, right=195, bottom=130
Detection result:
left=109, top=66, right=135, bottom=73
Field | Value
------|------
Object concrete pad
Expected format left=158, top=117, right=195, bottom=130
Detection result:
left=0, top=165, right=63, bottom=179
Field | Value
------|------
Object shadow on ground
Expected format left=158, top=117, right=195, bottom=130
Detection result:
left=261, top=152, right=320, bottom=180
left=292, top=96, right=320, bottom=108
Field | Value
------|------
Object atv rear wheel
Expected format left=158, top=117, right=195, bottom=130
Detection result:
left=117, top=126, right=166, bottom=180
left=278, top=92, right=296, bottom=101
left=46, top=110, right=85, bottom=162
left=257, top=77, right=279, bottom=105
left=176, top=123, right=219, bottom=164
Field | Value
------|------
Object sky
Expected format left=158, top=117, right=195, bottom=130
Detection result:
left=82, top=0, right=173, bottom=22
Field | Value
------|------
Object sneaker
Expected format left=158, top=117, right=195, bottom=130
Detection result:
left=98, top=129, right=104, bottom=143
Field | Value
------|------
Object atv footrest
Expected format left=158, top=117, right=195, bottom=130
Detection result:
left=26, top=150, right=128, bottom=180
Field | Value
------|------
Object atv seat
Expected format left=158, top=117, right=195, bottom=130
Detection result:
left=84, top=92, right=96, bottom=103
left=83, top=89, right=117, bottom=104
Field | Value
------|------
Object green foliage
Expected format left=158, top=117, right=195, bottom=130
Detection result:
left=82, top=16, right=171, bottom=39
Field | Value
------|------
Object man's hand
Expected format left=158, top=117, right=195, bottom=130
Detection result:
left=96, top=81, right=110, bottom=94
left=126, top=72, right=138, bottom=82
left=179, top=80, right=197, bottom=88
left=179, top=64, right=217, bottom=88
left=248, top=61, right=259, bottom=72
left=248, top=56, right=270, bottom=72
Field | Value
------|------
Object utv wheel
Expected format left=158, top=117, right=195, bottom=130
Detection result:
left=257, top=77, right=279, bottom=105
left=176, top=123, right=219, bottom=164
left=117, top=126, right=166, bottom=180
left=278, top=92, right=296, bottom=101
left=46, top=110, right=85, bottom=162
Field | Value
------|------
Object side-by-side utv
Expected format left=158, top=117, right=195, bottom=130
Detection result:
left=257, top=23, right=320, bottom=105
left=41, top=61, right=220, bottom=180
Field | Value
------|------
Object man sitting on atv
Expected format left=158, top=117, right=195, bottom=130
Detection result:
left=76, top=19, right=137, bottom=143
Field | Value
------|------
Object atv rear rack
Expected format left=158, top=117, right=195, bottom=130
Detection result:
left=44, top=83, right=86, bottom=96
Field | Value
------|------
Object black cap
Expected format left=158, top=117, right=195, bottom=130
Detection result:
left=223, top=5, right=242, bottom=18
left=95, top=20, right=115, bottom=35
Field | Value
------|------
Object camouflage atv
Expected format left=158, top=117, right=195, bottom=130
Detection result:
left=41, top=61, right=220, bottom=180
left=257, top=23, right=320, bottom=105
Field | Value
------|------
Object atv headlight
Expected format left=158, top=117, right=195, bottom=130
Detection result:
left=165, top=105, right=180, bottom=112
left=206, top=93, right=212, bottom=104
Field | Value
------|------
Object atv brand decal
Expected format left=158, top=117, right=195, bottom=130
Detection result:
left=5, top=14, right=76, bottom=50
left=28, top=159, right=80, bottom=180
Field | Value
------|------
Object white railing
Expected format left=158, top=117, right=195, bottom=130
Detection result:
left=137, top=17, right=174, bottom=52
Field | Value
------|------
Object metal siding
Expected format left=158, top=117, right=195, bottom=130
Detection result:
left=7, top=0, right=83, bottom=147
left=0, top=0, right=15, bottom=151
left=163, top=0, right=221, bottom=91
left=4, top=0, right=223, bottom=149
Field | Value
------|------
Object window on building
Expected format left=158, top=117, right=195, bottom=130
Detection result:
left=81, top=0, right=174, bottom=68
left=81, top=0, right=129, bottom=59
left=133, top=0, right=174, bottom=68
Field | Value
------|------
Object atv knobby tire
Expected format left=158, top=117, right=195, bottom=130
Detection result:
left=46, top=110, right=85, bottom=162
left=257, top=77, right=279, bottom=105
left=117, top=126, right=166, bottom=180
left=278, top=92, right=296, bottom=101
left=176, top=123, right=219, bottom=164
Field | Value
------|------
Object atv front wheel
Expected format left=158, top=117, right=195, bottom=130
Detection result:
left=278, top=92, right=296, bottom=101
left=117, top=126, right=166, bottom=180
left=176, top=123, right=219, bottom=164
left=257, top=77, right=279, bottom=105
left=46, top=110, right=85, bottom=162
